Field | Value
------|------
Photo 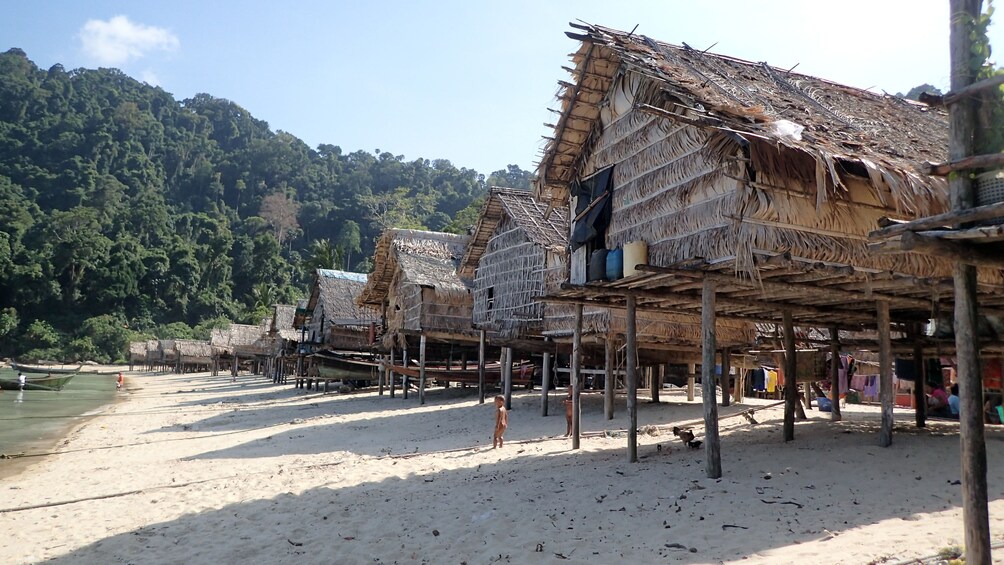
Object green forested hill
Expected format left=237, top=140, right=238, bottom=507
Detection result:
left=0, top=48, right=532, bottom=361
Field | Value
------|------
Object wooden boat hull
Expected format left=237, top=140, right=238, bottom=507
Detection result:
left=310, top=353, right=380, bottom=383
left=10, top=362, right=83, bottom=375
left=0, top=373, right=76, bottom=391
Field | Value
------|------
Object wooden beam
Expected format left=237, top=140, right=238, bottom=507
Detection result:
left=604, top=338, right=615, bottom=420
left=782, top=310, right=797, bottom=442
left=419, top=334, right=427, bottom=405
left=572, top=305, right=583, bottom=450
left=900, top=230, right=1004, bottom=270
left=389, top=348, right=396, bottom=398
left=920, top=72, right=1004, bottom=106
left=541, top=338, right=552, bottom=417
left=869, top=201, right=1004, bottom=239
left=829, top=326, right=842, bottom=422
left=478, top=330, right=486, bottom=404
left=702, top=278, right=722, bottom=478
left=626, top=296, right=639, bottom=463
left=924, top=151, right=1004, bottom=176
left=877, top=301, right=893, bottom=447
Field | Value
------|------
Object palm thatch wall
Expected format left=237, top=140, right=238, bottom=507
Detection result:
left=460, top=188, right=569, bottom=339
left=535, top=23, right=1002, bottom=288
left=358, top=229, right=473, bottom=348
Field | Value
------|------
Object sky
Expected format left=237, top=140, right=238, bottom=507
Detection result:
left=3, top=1, right=1002, bottom=175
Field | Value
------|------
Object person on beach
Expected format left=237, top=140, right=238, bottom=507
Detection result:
left=17, top=372, right=25, bottom=391
left=117, top=372, right=124, bottom=389
left=563, top=389, right=573, bottom=437
left=493, top=395, right=508, bottom=448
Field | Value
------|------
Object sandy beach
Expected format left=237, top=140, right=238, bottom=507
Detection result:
left=1, top=370, right=1002, bottom=564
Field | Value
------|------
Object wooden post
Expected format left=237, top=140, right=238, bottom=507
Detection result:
left=626, top=296, right=639, bottom=463
left=378, top=354, right=385, bottom=396
left=733, top=366, right=743, bottom=404
left=949, top=2, right=992, bottom=558
left=687, top=363, right=696, bottom=402
left=402, top=346, right=409, bottom=399
left=604, top=338, right=615, bottom=420
left=419, top=334, right=427, bottom=406
left=782, top=310, right=797, bottom=442
left=877, top=301, right=893, bottom=446
left=478, top=329, right=486, bottom=404
left=701, top=278, right=721, bottom=478
left=720, top=347, right=731, bottom=407
left=912, top=325, right=926, bottom=428
left=829, top=326, right=842, bottom=422
left=572, top=305, right=583, bottom=450
left=650, top=362, right=661, bottom=403
left=541, top=338, right=552, bottom=417
left=388, top=348, right=396, bottom=398
left=503, top=347, right=513, bottom=410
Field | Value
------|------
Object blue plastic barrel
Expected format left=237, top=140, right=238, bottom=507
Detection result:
left=606, top=248, right=623, bottom=280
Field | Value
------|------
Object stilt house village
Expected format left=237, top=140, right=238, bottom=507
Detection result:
left=4, top=5, right=1003, bottom=563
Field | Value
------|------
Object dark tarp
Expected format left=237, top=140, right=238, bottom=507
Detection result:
left=894, top=358, right=943, bottom=387
left=570, top=167, right=614, bottom=251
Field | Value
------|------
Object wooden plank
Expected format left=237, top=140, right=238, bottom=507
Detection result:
left=900, top=231, right=1004, bottom=269
left=419, top=334, right=427, bottom=405
left=868, top=200, right=1004, bottom=240
left=829, top=326, right=842, bottom=422
left=702, top=278, right=722, bottom=478
left=572, top=305, right=583, bottom=450
left=604, top=338, right=615, bottom=420
left=626, top=296, right=639, bottom=463
left=478, top=330, right=486, bottom=404
left=541, top=340, right=552, bottom=417
left=877, top=301, right=893, bottom=447
left=783, top=310, right=796, bottom=442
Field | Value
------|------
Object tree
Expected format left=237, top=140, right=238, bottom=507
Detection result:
left=259, top=190, right=300, bottom=246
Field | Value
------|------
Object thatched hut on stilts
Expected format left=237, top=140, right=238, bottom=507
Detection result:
left=172, top=340, right=212, bottom=373
left=266, top=304, right=299, bottom=384
left=534, top=23, right=1004, bottom=475
left=358, top=229, right=479, bottom=405
left=210, top=322, right=270, bottom=381
left=458, top=187, right=569, bottom=408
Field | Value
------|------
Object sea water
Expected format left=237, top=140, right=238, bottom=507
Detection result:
left=0, top=367, right=118, bottom=475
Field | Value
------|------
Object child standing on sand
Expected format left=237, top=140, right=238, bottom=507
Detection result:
left=493, top=395, right=508, bottom=448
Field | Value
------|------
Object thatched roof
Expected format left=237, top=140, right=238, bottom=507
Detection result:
left=174, top=339, right=212, bottom=358
left=307, top=270, right=376, bottom=326
left=358, top=229, right=471, bottom=306
left=210, top=323, right=269, bottom=354
left=535, top=23, right=949, bottom=219
left=459, top=187, right=569, bottom=279
left=128, top=341, right=147, bottom=357
left=270, top=304, right=300, bottom=341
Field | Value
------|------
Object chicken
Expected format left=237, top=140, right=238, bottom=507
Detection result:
left=686, top=440, right=703, bottom=449
left=672, top=426, right=695, bottom=444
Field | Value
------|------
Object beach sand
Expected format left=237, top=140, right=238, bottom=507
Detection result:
left=1, top=370, right=1002, bottom=564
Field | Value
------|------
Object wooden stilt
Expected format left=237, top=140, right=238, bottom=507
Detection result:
left=378, top=354, right=385, bottom=396
left=389, top=347, right=396, bottom=398
left=541, top=338, right=552, bottom=417
left=720, top=347, right=731, bottom=407
left=650, top=363, right=661, bottom=403
left=626, top=296, right=638, bottom=463
left=782, top=310, right=797, bottom=442
left=912, top=324, right=926, bottom=428
left=877, top=300, right=893, bottom=446
left=733, top=367, right=743, bottom=404
left=419, top=334, right=427, bottom=405
left=572, top=305, right=583, bottom=450
left=829, top=326, right=842, bottom=421
left=687, top=363, right=696, bottom=402
left=701, top=278, right=721, bottom=478
left=503, top=347, right=513, bottom=410
left=604, top=338, right=615, bottom=420
left=947, top=2, right=991, bottom=558
left=402, top=346, right=409, bottom=399
left=478, top=329, right=486, bottom=404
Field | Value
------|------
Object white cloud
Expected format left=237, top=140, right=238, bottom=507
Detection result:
left=140, top=69, right=161, bottom=86
left=79, top=15, right=179, bottom=66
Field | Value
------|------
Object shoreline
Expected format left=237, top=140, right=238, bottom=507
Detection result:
left=1, top=371, right=1002, bottom=564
